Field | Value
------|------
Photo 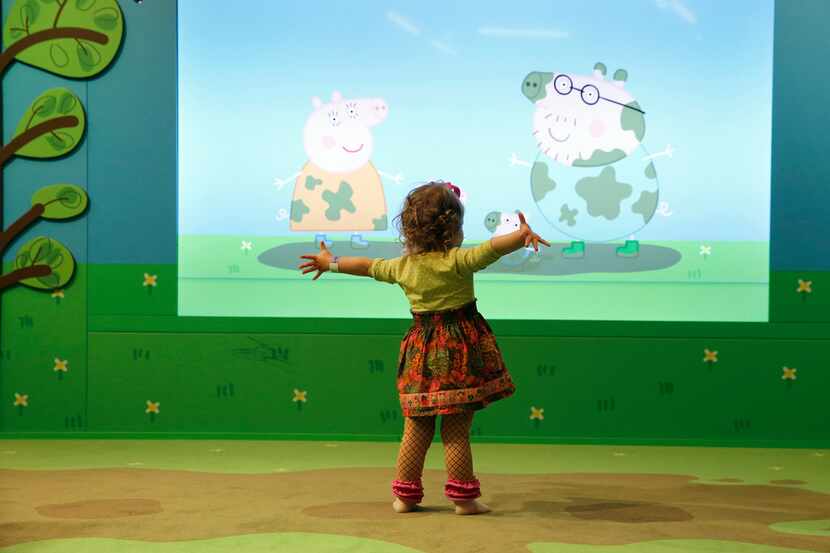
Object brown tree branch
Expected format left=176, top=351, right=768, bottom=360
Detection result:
left=0, top=27, right=109, bottom=77
left=0, top=265, right=52, bottom=292
left=53, top=0, right=68, bottom=29
left=0, top=115, right=78, bottom=166
left=0, top=204, right=44, bottom=256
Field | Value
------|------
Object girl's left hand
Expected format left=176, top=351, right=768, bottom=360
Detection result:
left=298, top=241, right=334, bottom=280
left=518, top=212, right=551, bottom=252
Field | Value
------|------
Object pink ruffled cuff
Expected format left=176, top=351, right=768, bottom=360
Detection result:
left=392, top=479, right=424, bottom=503
left=445, top=478, right=481, bottom=500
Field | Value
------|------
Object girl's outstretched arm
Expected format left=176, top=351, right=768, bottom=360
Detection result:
left=336, top=256, right=373, bottom=276
left=299, top=242, right=372, bottom=279
left=490, top=212, right=551, bottom=255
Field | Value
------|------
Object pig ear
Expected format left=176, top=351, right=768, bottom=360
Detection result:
left=612, top=68, right=628, bottom=88
left=331, top=90, right=343, bottom=103
left=311, top=96, right=323, bottom=109
left=593, top=62, right=607, bottom=79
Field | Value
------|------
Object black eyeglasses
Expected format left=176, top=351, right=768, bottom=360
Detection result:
left=553, top=74, right=645, bottom=114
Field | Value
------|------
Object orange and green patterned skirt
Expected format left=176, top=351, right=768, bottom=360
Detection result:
left=397, top=300, right=516, bottom=417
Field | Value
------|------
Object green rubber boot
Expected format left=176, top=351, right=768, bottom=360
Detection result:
left=562, top=241, right=585, bottom=258
left=616, top=239, right=640, bottom=258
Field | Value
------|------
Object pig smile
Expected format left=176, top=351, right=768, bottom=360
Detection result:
left=547, top=128, right=571, bottom=143
left=342, top=144, right=364, bottom=153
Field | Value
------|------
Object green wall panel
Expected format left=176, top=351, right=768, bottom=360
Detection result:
left=770, top=271, right=828, bottom=322
left=87, top=332, right=403, bottom=435
left=77, top=331, right=828, bottom=446
left=495, top=336, right=827, bottom=444
left=3, top=262, right=827, bottom=444
left=1, top=267, right=87, bottom=432
left=88, top=264, right=176, bottom=316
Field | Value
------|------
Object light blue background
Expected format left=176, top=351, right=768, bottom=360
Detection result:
left=178, top=0, right=774, bottom=242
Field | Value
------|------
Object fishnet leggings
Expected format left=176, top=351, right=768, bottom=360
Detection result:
left=392, top=412, right=479, bottom=503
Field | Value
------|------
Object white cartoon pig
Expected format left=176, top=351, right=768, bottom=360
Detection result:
left=286, top=91, right=396, bottom=249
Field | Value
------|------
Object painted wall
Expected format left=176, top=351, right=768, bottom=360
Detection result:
left=1, top=0, right=827, bottom=445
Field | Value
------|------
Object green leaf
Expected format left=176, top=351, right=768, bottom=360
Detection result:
left=2, top=0, right=123, bottom=78
left=13, top=236, right=75, bottom=290
left=12, top=88, right=85, bottom=159
left=46, top=130, right=75, bottom=151
left=76, top=39, right=102, bottom=71
left=33, top=184, right=89, bottom=219
left=45, top=250, right=64, bottom=270
left=20, top=0, right=40, bottom=26
left=29, top=238, right=53, bottom=264
left=32, top=95, right=56, bottom=118
left=36, top=272, right=61, bottom=288
left=93, top=7, right=118, bottom=30
left=58, top=91, right=77, bottom=113
left=49, top=43, right=70, bottom=67
left=15, top=251, right=31, bottom=268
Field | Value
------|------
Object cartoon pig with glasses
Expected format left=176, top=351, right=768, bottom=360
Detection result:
left=521, top=62, right=661, bottom=258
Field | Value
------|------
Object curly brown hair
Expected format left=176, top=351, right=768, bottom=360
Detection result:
left=393, top=182, right=464, bottom=255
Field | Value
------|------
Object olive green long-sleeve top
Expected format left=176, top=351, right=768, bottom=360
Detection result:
left=368, top=240, right=502, bottom=312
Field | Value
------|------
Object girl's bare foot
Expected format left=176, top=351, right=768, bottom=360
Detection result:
left=453, top=499, right=490, bottom=515
left=392, top=497, right=418, bottom=513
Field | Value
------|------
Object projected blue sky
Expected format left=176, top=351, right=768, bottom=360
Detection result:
left=178, top=0, right=774, bottom=242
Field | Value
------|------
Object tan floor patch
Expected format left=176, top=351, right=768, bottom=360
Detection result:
left=564, top=499, right=693, bottom=523
left=36, top=499, right=163, bottom=519
left=302, top=501, right=445, bottom=519
left=1, top=468, right=829, bottom=553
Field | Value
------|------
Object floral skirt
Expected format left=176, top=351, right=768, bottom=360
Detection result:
left=397, top=300, right=516, bottom=417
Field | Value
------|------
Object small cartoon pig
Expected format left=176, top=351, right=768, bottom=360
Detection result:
left=484, top=210, right=522, bottom=237
left=289, top=91, right=390, bottom=248
left=484, top=210, right=541, bottom=267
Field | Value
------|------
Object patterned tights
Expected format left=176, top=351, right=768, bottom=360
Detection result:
left=392, top=411, right=480, bottom=503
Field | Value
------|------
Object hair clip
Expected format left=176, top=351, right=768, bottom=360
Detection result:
left=444, top=182, right=461, bottom=198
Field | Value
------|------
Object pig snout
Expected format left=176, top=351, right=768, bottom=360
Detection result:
left=365, top=99, right=388, bottom=125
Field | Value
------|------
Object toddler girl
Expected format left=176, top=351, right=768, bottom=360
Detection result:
left=298, top=181, right=550, bottom=515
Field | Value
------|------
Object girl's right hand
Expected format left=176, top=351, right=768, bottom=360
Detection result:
left=298, top=241, right=334, bottom=280
left=518, top=211, right=551, bottom=252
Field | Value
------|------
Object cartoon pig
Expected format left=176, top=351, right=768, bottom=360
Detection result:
left=484, top=210, right=541, bottom=267
left=485, top=210, right=522, bottom=237
left=521, top=63, right=660, bottom=258
left=288, top=91, right=391, bottom=248
left=523, top=64, right=644, bottom=168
